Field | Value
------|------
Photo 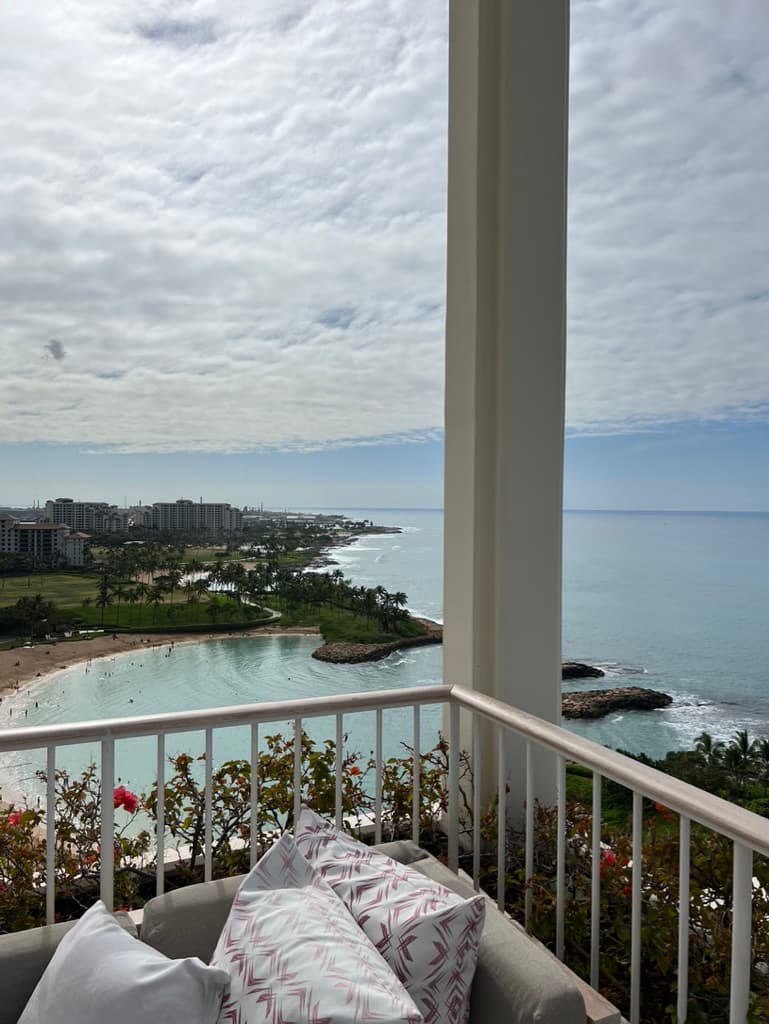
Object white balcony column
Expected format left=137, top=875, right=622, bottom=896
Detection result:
left=443, top=0, right=569, bottom=807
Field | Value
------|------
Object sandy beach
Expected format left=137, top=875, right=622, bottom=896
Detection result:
left=0, top=625, right=321, bottom=699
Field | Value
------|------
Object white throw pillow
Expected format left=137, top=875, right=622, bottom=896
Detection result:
left=211, top=832, right=423, bottom=1024
left=18, top=900, right=229, bottom=1024
left=295, top=808, right=485, bottom=1024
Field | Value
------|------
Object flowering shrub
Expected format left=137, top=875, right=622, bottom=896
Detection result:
left=2, top=740, right=768, bottom=1022
left=478, top=798, right=769, bottom=1024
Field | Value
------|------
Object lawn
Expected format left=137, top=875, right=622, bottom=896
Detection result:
left=0, top=573, right=98, bottom=608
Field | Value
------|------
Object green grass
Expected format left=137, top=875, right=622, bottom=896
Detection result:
left=68, top=597, right=272, bottom=632
left=269, top=599, right=427, bottom=645
left=0, top=573, right=98, bottom=608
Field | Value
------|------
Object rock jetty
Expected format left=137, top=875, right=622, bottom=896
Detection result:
left=312, top=619, right=443, bottom=664
left=562, top=662, right=605, bottom=680
left=562, top=687, right=673, bottom=720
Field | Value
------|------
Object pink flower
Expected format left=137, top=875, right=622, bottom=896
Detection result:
left=113, top=786, right=139, bottom=813
left=6, top=811, right=21, bottom=827
left=121, top=790, right=139, bottom=814
left=601, top=848, right=617, bottom=867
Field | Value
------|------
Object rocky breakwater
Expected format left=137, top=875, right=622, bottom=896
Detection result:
left=562, top=687, right=673, bottom=720
left=562, top=662, right=605, bottom=680
left=312, top=618, right=443, bottom=664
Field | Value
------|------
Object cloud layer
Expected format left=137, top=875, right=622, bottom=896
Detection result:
left=1, top=0, right=768, bottom=454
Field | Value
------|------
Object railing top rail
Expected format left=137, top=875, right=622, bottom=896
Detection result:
left=450, top=684, right=769, bottom=859
left=0, top=684, right=453, bottom=752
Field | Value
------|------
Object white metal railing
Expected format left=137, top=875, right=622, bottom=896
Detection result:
left=2, top=682, right=768, bottom=1024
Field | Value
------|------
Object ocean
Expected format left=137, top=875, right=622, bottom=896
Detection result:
left=2, top=508, right=769, bottom=798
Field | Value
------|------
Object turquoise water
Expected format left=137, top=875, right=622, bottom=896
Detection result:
left=563, top=510, right=769, bottom=756
left=2, top=508, right=769, bottom=797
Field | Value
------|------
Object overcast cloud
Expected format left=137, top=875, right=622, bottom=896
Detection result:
left=1, top=0, right=768, bottom=455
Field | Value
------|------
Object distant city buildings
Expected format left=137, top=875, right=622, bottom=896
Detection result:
left=45, top=499, right=129, bottom=532
left=133, top=499, right=243, bottom=532
left=0, top=499, right=245, bottom=558
left=0, top=515, right=87, bottom=567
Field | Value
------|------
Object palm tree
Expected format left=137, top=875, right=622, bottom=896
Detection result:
left=726, top=729, right=756, bottom=788
left=124, top=587, right=140, bottom=626
left=694, top=731, right=724, bottom=770
left=95, top=571, right=113, bottom=626
left=148, top=585, right=166, bottom=624
left=754, top=739, right=769, bottom=793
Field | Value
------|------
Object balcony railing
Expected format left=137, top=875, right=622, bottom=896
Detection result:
left=2, top=683, right=768, bottom=1024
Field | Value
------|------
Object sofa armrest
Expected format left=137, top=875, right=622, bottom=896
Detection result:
left=408, top=856, right=586, bottom=1024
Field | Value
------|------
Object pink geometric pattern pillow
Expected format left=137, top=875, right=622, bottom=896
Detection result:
left=294, top=809, right=485, bottom=1024
left=211, top=832, right=423, bottom=1024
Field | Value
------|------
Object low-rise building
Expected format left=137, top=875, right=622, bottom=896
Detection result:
left=0, top=515, right=88, bottom=567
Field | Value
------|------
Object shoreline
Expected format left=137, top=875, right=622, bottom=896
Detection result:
left=0, top=625, right=321, bottom=699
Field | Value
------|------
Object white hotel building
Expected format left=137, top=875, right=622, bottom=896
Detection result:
left=133, top=499, right=243, bottom=533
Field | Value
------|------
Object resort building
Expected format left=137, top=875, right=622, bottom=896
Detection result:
left=133, top=499, right=243, bottom=533
left=0, top=514, right=87, bottom=567
left=44, top=499, right=128, bottom=533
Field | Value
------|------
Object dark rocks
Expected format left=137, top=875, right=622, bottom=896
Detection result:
left=562, top=662, right=605, bottom=680
left=562, top=687, right=673, bottom=720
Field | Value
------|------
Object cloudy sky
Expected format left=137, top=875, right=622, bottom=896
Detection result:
left=2, top=0, right=768, bottom=511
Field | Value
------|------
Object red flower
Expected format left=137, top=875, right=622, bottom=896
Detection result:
left=6, top=811, right=21, bottom=827
left=113, top=786, right=139, bottom=813
left=349, top=766, right=361, bottom=776
left=600, top=848, right=617, bottom=867
left=121, top=790, right=139, bottom=814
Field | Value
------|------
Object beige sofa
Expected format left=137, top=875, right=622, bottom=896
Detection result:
left=0, top=840, right=599, bottom=1024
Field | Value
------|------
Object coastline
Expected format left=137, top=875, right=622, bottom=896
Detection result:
left=0, top=625, right=321, bottom=699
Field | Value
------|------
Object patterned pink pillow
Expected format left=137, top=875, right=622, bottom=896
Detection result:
left=211, top=832, right=423, bottom=1024
left=294, top=809, right=485, bottom=1024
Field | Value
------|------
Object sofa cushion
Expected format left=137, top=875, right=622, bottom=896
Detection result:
left=17, top=900, right=229, bottom=1024
left=210, top=833, right=423, bottom=1024
left=295, top=808, right=485, bottom=1024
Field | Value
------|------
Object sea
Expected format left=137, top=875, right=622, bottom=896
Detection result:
left=2, top=508, right=769, bottom=801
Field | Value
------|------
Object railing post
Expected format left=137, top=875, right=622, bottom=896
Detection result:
left=448, top=701, right=459, bottom=873
left=45, top=746, right=56, bottom=925
left=730, top=841, right=753, bottom=1024
left=590, top=771, right=602, bottom=989
left=293, top=718, right=302, bottom=830
left=375, top=709, right=383, bottom=845
left=412, top=705, right=421, bottom=846
left=524, top=741, right=534, bottom=928
left=497, top=725, right=506, bottom=911
left=250, top=723, right=259, bottom=868
left=100, top=737, right=114, bottom=911
left=335, top=714, right=344, bottom=830
left=676, top=815, right=690, bottom=1023
left=204, top=727, right=213, bottom=882
left=630, top=791, right=643, bottom=1024
left=156, top=732, right=165, bottom=896
left=555, top=755, right=566, bottom=960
